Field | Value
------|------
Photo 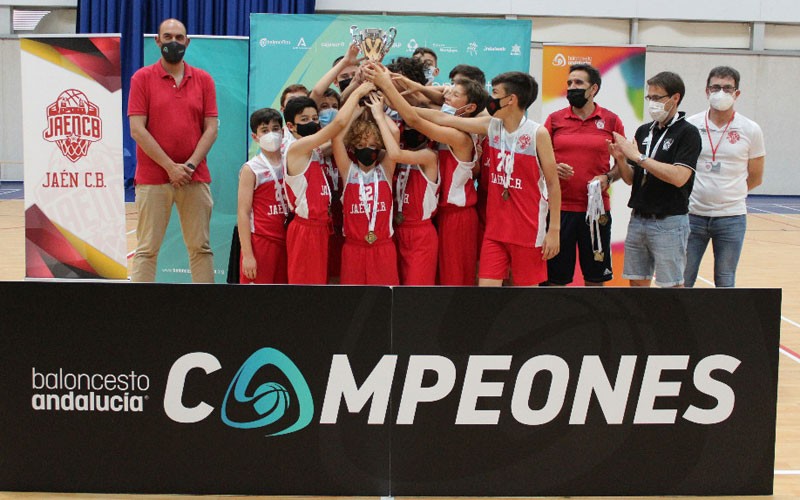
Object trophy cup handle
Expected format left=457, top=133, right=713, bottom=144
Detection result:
left=383, top=27, right=397, bottom=57
left=350, top=25, right=361, bottom=46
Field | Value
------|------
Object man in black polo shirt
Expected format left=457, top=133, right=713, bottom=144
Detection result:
left=609, top=71, right=702, bottom=287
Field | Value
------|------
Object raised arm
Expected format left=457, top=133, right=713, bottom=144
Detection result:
left=310, top=43, right=361, bottom=105
left=366, top=93, right=398, bottom=178
left=287, top=81, right=375, bottom=173
left=366, top=63, right=474, bottom=160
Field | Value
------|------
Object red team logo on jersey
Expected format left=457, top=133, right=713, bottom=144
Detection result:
left=727, top=131, right=740, bottom=144
left=42, top=89, right=103, bottom=163
left=517, top=134, right=532, bottom=151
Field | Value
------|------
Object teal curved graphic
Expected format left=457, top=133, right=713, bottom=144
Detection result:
left=221, top=348, right=314, bottom=436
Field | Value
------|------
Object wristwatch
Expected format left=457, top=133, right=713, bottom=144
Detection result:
left=186, top=162, right=196, bottom=170
left=636, top=154, right=647, bottom=166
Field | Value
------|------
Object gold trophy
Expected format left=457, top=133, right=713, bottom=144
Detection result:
left=350, top=25, right=397, bottom=62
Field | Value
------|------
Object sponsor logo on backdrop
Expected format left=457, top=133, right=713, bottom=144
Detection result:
left=467, top=42, right=478, bottom=56
left=552, top=53, right=567, bottom=67
left=42, top=89, right=102, bottom=163
left=484, top=46, right=507, bottom=52
left=322, top=41, right=346, bottom=48
left=259, top=37, right=291, bottom=47
left=511, top=44, right=522, bottom=56
left=164, top=348, right=742, bottom=434
left=432, top=42, right=458, bottom=54
left=294, top=38, right=311, bottom=50
left=32, top=367, right=150, bottom=412
left=553, top=53, right=593, bottom=67
left=407, top=39, right=418, bottom=51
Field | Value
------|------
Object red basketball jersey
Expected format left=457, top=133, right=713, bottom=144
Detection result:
left=284, top=146, right=332, bottom=222
left=244, top=153, right=287, bottom=241
left=393, top=163, right=439, bottom=223
left=342, top=164, right=394, bottom=242
left=484, top=117, right=548, bottom=248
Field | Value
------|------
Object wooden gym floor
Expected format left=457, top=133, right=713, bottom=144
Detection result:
left=0, top=192, right=799, bottom=499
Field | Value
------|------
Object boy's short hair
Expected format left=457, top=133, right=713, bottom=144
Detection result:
left=322, top=87, right=341, bottom=106
left=387, top=57, right=427, bottom=86
left=647, top=71, right=686, bottom=105
left=344, top=116, right=383, bottom=150
left=280, top=84, right=309, bottom=108
left=412, top=47, right=437, bottom=65
left=491, top=71, right=538, bottom=110
left=452, top=77, right=488, bottom=116
left=283, top=96, right=318, bottom=125
left=449, top=64, right=486, bottom=87
left=249, top=108, right=283, bottom=134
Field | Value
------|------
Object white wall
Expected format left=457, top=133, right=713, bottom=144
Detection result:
left=315, top=0, right=800, bottom=23
left=0, top=37, right=22, bottom=180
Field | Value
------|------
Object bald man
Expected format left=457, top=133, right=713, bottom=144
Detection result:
left=128, top=18, right=219, bottom=282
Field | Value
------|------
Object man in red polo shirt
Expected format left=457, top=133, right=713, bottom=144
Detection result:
left=542, top=63, right=625, bottom=286
left=128, top=18, right=218, bottom=283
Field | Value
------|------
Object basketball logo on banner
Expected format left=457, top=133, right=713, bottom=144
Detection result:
left=42, top=89, right=103, bottom=163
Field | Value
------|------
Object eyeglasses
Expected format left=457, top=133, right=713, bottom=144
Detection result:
left=707, top=85, right=737, bottom=94
left=645, top=94, right=670, bottom=102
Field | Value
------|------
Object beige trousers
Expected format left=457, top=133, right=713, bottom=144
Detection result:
left=131, top=183, right=214, bottom=283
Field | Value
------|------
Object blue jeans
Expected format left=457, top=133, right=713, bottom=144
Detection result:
left=623, top=214, right=689, bottom=287
left=684, top=214, right=747, bottom=288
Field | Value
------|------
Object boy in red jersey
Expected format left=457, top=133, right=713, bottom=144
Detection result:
left=414, top=71, right=561, bottom=286
left=237, top=108, right=289, bottom=284
left=366, top=63, right=487, bottom=286
left=332, top=94, right=399, bottom=285
left=282, top=82, right=375, bottom=284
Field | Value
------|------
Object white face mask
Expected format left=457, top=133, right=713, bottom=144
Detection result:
left=648, top=100, right=670, bottom=123
left=709, top=91, right=735, bottom=111
left=258, top=131, right=282, bottom=153
left=424, top=66, right=436, bottom=85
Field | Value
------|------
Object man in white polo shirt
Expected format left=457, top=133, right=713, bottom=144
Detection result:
left=684, top=66, right=766, bottom=287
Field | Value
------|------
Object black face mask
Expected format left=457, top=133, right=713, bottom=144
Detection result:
left=337, top=77, right=352, bottom=93
left=486, top=95, right=508, bottom=116
left=161, top=41, right=186, bottom=64
left=567, top=88, right=589, bottom=108
left=354, top=147, right=379, bottom=167
left=402, top=128, right=427, bottom=150
left=295, top=121, right=320, bottom=137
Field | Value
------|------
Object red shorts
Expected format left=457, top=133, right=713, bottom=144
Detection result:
left=340, top=238, right=399, bottom=285
left=478, top=238, right=545, bottom=286
left=287, top=217, right=330, bottom=284
left=395, top=220, right=438, bottom=285
left=240, top=233, right=287, bottom=284
left=436, top=205, right=479, bottom=286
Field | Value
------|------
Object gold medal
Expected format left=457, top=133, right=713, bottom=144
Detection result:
left=502, top=188, right=510, bottom=201
left=394, top=212, right=405, bottom=225
left=598, top=214, right=609, bottom=226
left=365, top=231, right=377, bottom=244
left=594, top=251, right=605, bottom=262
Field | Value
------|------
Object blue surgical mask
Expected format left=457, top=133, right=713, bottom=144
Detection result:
left=441, top=103, right=458, bottom=115
left=319, top=108, right=338, bottom=127
left=424, top=66, right=436, bottom=85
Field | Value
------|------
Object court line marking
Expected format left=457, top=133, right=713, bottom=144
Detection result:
left=773, top=204, right=800, bottom=213
left=748, top=206, right=800, bottom=219
left=697, top=276, right=800, bottom=365
left=775, top=470, right=800, bottom=475
left=127, top=229, right=136, bottom=235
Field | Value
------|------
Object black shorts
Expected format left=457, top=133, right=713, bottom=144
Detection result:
left=545, top=210, right=613, bottom=285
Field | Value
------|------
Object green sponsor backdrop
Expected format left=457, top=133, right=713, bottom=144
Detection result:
left=249, top=14, right=532, bottom=114
left=144, top=37, right=248, bottom=283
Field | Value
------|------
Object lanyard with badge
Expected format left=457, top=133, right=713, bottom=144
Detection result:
left=258, top=152, right=288, bottom=217
left=703, top=111, right=735, bottom=172
left=640, top=113, right=680, bottom=185
left=357, top=167, right=380, bottom=244
left=394, top=164, right=411, bottom=225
